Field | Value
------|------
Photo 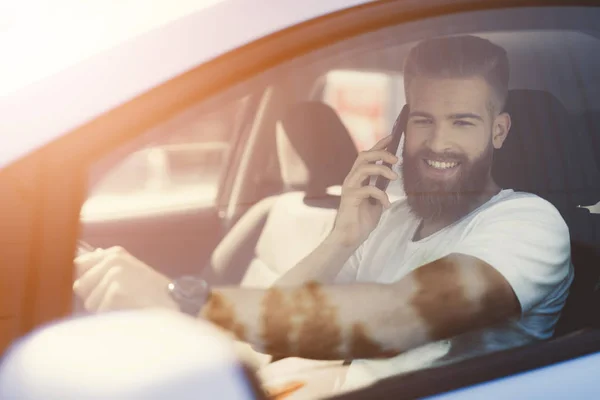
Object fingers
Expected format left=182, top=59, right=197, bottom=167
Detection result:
left=72, top=245, right=175, bottom=315
left=96, top=285, right=119, bottom=314
left=347, top=186, right=391, bottom=208
left=356, top=150, right=399, bottom=167
left=346, top=164, right=398, bottom=188
left=83, top=267, right=119, bottom=312
left=74, top=248, right=107, bottom=279
left=73, top=247, right=127, bottom=299
left=370, top=134, right=394, bottom=151
left=74, top=257, right=113, bottom=300
left=346, top=149, right=399, bottom=188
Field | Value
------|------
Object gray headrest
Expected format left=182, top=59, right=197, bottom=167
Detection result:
left=492, top=89, right=600, bottom=209
left=277, top=102, right=357, bottom=197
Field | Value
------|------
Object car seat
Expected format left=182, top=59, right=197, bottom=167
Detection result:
left=202, top=101, right=358, bottom=287
left=492, top=89, right=600, bottom=335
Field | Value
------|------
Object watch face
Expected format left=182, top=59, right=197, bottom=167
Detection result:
left=176, top=276, right=209, bottom=300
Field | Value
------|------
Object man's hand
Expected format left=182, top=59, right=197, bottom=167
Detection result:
left=275, top=136, right=400, bottom=286
left=332, top=135, right=399, bottom=247
left=73, top=246, right=178, bottom=313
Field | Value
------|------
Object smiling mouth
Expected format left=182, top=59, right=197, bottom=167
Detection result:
left=424, top=159, right=460, bottom=170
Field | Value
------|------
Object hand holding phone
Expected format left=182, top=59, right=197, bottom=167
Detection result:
left=332, top=105, right=409, bottom=247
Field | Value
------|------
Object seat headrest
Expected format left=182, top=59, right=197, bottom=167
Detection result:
left=492, top=89, right=600, bottom=209
left=277, top=101, right=358, bottom=197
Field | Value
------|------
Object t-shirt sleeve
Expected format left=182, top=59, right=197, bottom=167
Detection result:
left=334, top=243, right=364, bottom=284
left=453, top=195, right=571, bottom=314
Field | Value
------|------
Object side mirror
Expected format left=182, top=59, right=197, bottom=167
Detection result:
left=0, top=310, right=266, bottom=400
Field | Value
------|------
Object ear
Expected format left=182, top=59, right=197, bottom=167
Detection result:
left=492, top=112, right=511, bottom=149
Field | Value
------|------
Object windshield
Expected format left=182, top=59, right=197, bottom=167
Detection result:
left=75, top=5, right=600, bottom=399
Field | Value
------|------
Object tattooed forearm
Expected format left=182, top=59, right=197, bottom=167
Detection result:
left=201, top=282, right=404, bottom=360
left=201, top=292, right=247, bottom=341
left=262, top=282, right=402, bottom=359
left=199, top=254, right=519, bottom=361
left=263, top=282, right=344, bottom=359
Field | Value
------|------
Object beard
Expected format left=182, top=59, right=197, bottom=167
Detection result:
left=402, top=142, right=494, bottom=222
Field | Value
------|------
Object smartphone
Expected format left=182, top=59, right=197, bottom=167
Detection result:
left=369, top=104, right=410, bottom=205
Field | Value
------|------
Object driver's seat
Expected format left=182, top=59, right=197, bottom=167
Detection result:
left=492, top=89, right=600, bottom=335
left=203, top=101, right=357, bottom=287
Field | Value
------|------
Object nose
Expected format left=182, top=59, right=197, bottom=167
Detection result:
left=425, top=124, right=452, bottom=154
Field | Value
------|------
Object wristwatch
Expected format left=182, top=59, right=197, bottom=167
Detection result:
left=167, top=275, right=211, bottom=317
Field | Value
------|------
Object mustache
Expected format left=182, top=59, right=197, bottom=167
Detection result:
left=411, top=148, right=467, bottom=163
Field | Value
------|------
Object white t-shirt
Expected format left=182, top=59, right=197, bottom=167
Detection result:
left=335, top=189, right=574, bottom=390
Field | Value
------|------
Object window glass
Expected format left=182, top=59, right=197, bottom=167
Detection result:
left=321, top=69, right=404, bottom=151
left=320, top=69, right=406, bottom=199
left=78, top=6, right=600, bottom=399
left=81, top=95, right=250, bottom=220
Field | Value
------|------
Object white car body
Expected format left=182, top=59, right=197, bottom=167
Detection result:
left=4, top=3, right=600, bottom=399
left=0, top=0, right=373, bottom=170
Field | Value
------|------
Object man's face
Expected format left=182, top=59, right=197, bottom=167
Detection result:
left=402, top=76, right=508, bottom=221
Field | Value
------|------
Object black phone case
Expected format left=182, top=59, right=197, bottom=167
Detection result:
left=369, top=104, right=409, bottom=205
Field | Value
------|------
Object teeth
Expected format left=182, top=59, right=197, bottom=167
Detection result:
left=426, top=160, right=458, bottom=169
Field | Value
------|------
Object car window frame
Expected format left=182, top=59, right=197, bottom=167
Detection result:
left=82, top=90, right=263, bottom=224
left=16, top=0, right=600, bottom=396
left=332, top=329, right=600, bottom=399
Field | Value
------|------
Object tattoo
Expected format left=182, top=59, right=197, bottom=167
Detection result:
left=262, top=287, right=294, bottom=357
left=410, top=254, right=519, bottom=341
left=350, top=323, right=399, bottom=359
left=202, top=292, right=246, bottom=341
left=202, top=254, right=517, bottom=362
left=261, top=282, right=343, bottom=359
left=295, top=282, right=342, bottom=359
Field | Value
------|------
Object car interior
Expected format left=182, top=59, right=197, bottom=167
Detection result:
left=80, top=25, right=600, bottom=342
left=3, top=3, right=600, bottom=399
left=202, top=101, right=358, bottom=287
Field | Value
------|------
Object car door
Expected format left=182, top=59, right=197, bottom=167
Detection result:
left=3, top=1, right=600, bottom=399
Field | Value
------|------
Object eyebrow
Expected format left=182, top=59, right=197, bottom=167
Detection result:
left=409, top=111, right=484, bottom=122
left=449, top=113, right=484, bottom=122
left=408, top=111, right=433, bottom=119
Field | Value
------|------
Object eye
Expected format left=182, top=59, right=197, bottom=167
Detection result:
left=454, top=120, right=474, bottom=127
left=413, top=118, right=432, bottom=125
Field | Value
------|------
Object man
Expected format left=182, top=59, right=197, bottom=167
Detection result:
left=74, top=35, right=573, bottom=385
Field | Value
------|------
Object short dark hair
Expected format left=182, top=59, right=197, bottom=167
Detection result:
left=403, top=35, right=509, bottom=114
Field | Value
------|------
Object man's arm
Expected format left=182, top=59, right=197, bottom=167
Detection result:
left=201, top=253, right=520, bottom=360
left=273, top=233, right=358, bottom=286
left=274, top=136, right=399, bottom=286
